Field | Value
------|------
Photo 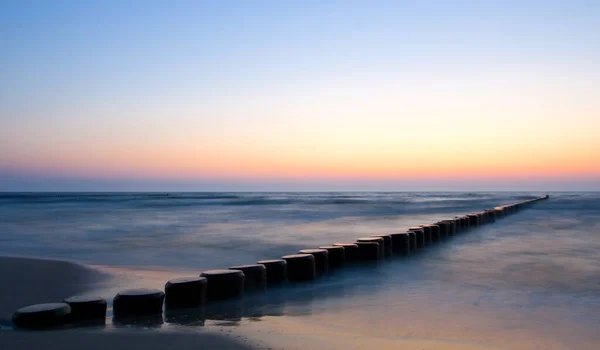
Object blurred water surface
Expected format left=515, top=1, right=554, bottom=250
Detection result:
left=1, top=192, right=599, bottom=348
left=0, top=191, right=547, bottom=268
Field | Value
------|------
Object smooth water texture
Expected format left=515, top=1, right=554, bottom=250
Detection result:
left=1, top=192, right=599, bottom=348
left=0, top=192, right=546, bottom=268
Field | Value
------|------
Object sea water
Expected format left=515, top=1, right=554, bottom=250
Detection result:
left=1, top=192, right=599, bottom=348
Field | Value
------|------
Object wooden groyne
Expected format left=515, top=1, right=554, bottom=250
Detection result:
left=11, top=195, right=550, bottom=329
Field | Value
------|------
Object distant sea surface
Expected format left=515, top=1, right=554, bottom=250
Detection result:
left=0, top=191, right=562, bottom=269
left=1, top=192, right=599, bottom=348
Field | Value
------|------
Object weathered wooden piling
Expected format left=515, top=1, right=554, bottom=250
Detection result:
left=12, top=303, right=71, bottom=329
left=357, top=237, right=385, bottom=258
left=257, top=259, right=287, bottom=285
left=389, top=233, right=411, bottom=254
left=319, top=245, right=346, bottom=268
left=113, top=289, right=165, bottom=317
left=63, top=296, right=107, bottom=322
left=299, top=249, right=329, bottom=275
left=370, top=234, right=393, bottom=257
left=355, top=242, right=381, bottom=261
left=409, top=227, right=426, bottom=248
left=419, top=225, right=433, bottom=244
left=333, top=243, right=360, bottom=261
left=229, top=264, right=267, bottom=292
left=200, top=270, right=245, bottom=301
left=282, top=254, right=316, bottom=282
left=164, top=277, right=207, bottom=309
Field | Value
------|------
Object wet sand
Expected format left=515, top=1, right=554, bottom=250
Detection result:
left=0, top=256, right=110, bottom=319
left=0, top=256, right=251, bottom=349
left=1, top=330, right=253, bottom=350
left=2, top=256, right=596, bottom=349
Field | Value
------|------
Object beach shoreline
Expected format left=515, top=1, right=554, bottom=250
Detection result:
left=1, top=192, right=598, bottom=349
left=0, top=256, right=111, bottom=320
left=0, top=255, right=503, bottom=350
left=0, top=255, right=252, bottom=349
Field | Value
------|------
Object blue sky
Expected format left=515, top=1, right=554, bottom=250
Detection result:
left=1, top=1, right=599, bottom=191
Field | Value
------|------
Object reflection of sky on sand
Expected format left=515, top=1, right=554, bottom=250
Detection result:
left=94, top=248, right=599, bottom=348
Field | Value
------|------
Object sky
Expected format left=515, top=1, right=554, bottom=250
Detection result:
left=1, top=0, right=599, bottom=191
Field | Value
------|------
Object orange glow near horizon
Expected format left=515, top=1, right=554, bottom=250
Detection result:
left=5, top=132, right=599, bottom=182
left=2, top=66, right=599, bottom=185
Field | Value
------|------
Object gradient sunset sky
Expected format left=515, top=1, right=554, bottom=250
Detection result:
left=1, top=1, right=599, bottom=191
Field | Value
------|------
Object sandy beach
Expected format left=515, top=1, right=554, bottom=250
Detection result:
left=0, top=255, right=507, bottom=350
left=0, top=256, right=252, bottom=349
left=0, top=256, right=109, bottom=319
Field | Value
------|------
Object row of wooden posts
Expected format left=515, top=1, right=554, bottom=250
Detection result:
left=12, top=195, right=549, bottom=329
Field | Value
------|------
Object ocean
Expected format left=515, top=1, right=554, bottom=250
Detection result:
left=1, top=192, right=599, bottom=348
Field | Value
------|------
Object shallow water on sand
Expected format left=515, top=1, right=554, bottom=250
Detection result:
left=1, top=192, right=599, bottom=348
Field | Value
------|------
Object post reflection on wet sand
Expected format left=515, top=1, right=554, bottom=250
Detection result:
left=158, top=261, right=399, bottom=329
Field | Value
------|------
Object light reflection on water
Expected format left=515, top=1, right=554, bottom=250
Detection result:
left=96, top=209, right=600, bottom=348
left=1, top=192, right=600, bottom=348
